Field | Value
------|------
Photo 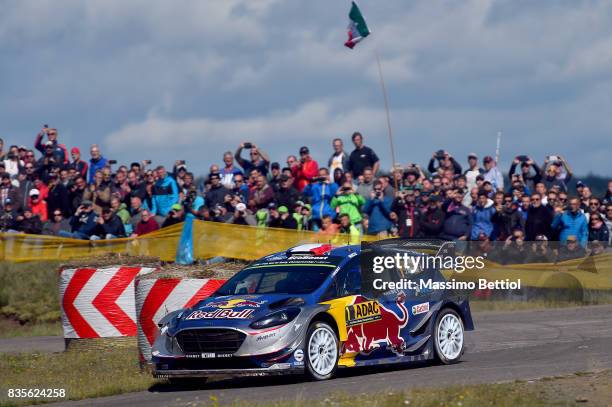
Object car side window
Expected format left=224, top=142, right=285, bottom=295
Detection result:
left=339, top=258, right=361, bottom=297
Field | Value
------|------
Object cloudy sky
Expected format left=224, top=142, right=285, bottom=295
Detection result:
left=1, top=0, right=611, bottom=176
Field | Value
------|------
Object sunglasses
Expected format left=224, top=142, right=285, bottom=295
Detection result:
left=590, top=202, right=599, bottom=206
left=53, top=213, right=62, bottom=217
left=532, top=198, right=541, bottom=201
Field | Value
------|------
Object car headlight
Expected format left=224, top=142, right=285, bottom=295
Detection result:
left=250, top=308, right=300, bottom=330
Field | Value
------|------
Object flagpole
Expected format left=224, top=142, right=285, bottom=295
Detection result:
left=495, top=130, right=502, bottom=163
left=374, top=50, right=398, bottom=191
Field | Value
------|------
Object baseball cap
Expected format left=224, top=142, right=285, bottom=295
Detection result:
left=468, top=153, right=478, bottom=159
left=271, top=162, right=280, bottom=170
left=235, top=203, right=247, bottom=211
left=279, top=174, right=290, bottom=182
left=18, top=145, right=27, bottom=151
left=71, top=147, right=80, bottom=154
left=483, top=155, right=494, bottom=163
left=278, top=205, right=289, bottom=214
left=256, top=209, right=268, bottom=221
left=177, top=165, right=187, bottom=171
left=45, top=141, right=54, bottom=147
left=299, top=146, right=309, bottom=155
left=303, top=204, right=312, bottom=211
left=81, top=200, right=93, bottom=206
left=29, top=188, right=40, bottom=196
left=566, top=235, right=577, bottom=242
left=5, top=198, right=12, bottom=205
left=267, top=202, right=277, bottom=210
left=171, top=203, right=183, bottom=211
left=295, top=200, right=305, bottom=207
left=576, top=181, right=585, bottom=189
left=535, top=235, right=548, bottom=241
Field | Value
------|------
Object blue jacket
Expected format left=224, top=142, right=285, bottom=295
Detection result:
left=363, top=196, right=393, bottom=234
left=88, top=156, right=108, bottom=184
left=303, top=182, right=338, bottom=221
left=70, top=211, right=98, bottom=236
left=152, top=175, right=179, bottom=217
left=471, top=205, right=496, bottom=240
left=552, top=210, right=588, bottom=246
left=441, top=203, right=472, bottom=240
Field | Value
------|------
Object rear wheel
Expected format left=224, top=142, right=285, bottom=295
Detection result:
left=434, top=308, right=464, bottom=364
left=305, top=322, right=338, bottom=380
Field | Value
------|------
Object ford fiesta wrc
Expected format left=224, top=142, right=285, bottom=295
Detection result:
left=152, top=241, right=474, bottom=381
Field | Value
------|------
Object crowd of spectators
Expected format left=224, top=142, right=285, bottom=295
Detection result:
left=0, top=127, right=610, bottom=263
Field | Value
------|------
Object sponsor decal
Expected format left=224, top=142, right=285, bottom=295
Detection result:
left=345, top=300, right=382, bottom=327
left=185, top=352, right=233, bottom=359
left=411, top=302, right=429, bottom=315
left=294, top=349, right=304, bottom=362
left=256, top=332, right=277, bottom=341
left=343, top=294, right=409, bottom=355
left=205, top=298, right=265, bottom=309
left=201, top=352, right=215, bottom=358
left=186, top=308, right=255, bottom=320
left=294, top=361, right=304, bottom=366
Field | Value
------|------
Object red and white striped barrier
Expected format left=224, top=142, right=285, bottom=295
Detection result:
left=59, top=267, right=156, bottom=339
left=135, top=278, right=226, bottom=362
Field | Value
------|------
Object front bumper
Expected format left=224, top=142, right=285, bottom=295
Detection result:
left=154, top=364, right=303, bottom=378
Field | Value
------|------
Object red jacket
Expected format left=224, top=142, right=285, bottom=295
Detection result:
left=28, top=198, right=48, bottom=222
left=291, top=158, right=319, bottom=192
left=135, top=218, right=159, bottom=236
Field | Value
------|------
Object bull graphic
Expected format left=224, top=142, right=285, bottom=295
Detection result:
left=206, top=299, right=264, bottom=309
left=343, top=294, right=408, bottom=355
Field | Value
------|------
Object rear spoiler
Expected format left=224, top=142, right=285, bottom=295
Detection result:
left=367, top=238, right=456, bottom=258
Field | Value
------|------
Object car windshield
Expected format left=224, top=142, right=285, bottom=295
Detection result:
left=216, top=263, right=337, bottom=295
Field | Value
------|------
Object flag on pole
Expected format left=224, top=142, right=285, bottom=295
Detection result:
left=175, top=215, right=194, bottom=265
left=344, top=1, right=371, bottom=49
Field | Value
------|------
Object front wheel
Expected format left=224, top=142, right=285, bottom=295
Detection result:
left=305, top=322, right=339, bottom=380
left=434, top=308, right=465, bottom=364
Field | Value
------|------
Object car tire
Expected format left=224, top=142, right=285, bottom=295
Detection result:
left=433, top=308, right=465, bottom=364
left=305, top=321, right=339, bottom=380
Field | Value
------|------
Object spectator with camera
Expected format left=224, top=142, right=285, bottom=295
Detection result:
left=556, top=235, right=586, bottom=261
left=363, top=180, right=393, bottom=237
left=492, top=193, right=525, bottom=241
left=268, top=205, right=297, bottom=229
left=348, top=132, right=380, bottom=177
left=440, top=188, right=472, bottom=240
left=302, top=168, right=338, bottom=231
left=60, top=200, right=97, bottom=239
left=92, top=207, right=126, bottom=239
left=509, top=155, right=541, bottom=192
left=428, top=150, right=462, bottom=177
left=161, top=204, right=185, bottom=228
left=35, top=127, right=67, bottom=166
left=227, top=202, right=256, bottom=226
left=235, top=142, right=270, bottom=176
left=205, top=172, right=229, bottom=209
left=331, top=181, right=365, bottom=230
left=391, top=189, right=423, bottom=238
left=541, top=155, right=572, bottom=192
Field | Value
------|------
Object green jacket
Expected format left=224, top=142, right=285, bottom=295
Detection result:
left=331, top=193, right=365, bottom=224
left=116, top=203, right=131, bottom=225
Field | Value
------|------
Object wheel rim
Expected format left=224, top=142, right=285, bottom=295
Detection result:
left=436, top=313, right=463, bottom=360
left=308, top=327, right=337, bottom=376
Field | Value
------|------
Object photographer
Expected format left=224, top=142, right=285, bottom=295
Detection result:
left=234, top=142, right=270, bottom=176
left=391, top=189, right=423, bottom=238
left=161, top=204, right=185, bottom=228
left=541, top=155, right=572, bottom=192
left=509, top=155, right=541, bottom=192
left=227, top=202, right=256, bottom=226
left=501, top=229, right=528, bottom=264
left=274, top=174, right=300, bottom=210
left=248, top=175, right=275, bottom=211
left=491, top=193, right=525, bottom=241
left=205, top=172, right=229, bottom=209
left=302, top=168, right=338, bottom=231
left=60, top=200, right=98, bottom=239
left=331, top=181, right=365, bottom=231
left=428, top=150, right=462, bottom=176
left=363, top=180, right=393, bottom=237
left=526, top=235, right=555, bottom=263
left=92, top=207, right=126, bottom=239
left=268, top=205, right=297, bottom=229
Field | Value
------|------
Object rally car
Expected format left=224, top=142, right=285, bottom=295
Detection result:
left=152, top=241, right=474, bottom=381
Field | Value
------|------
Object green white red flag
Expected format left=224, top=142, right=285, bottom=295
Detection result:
left=344, top=1, right=371, bottom=49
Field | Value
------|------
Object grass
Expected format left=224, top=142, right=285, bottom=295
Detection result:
left=0, top=348, right=156, bottom=406
left=0, top=319, right=62, bottom=339
left=0, top=262, right=61, bottom=325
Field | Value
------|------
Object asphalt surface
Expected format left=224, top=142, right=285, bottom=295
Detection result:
left=6, top=305, right=612, bottom=407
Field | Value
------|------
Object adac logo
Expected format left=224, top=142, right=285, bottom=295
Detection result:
left=206, top=298, right=265, bottom=309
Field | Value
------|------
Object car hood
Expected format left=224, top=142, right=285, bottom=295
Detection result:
left=168, top=294, right=306, bottom=334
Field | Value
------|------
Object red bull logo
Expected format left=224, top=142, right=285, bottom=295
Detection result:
left=206, top=298, right=265, bottom=309
left=186, top=308, right=255, bottom=320
left=343, top=294, right=408, bottom=355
